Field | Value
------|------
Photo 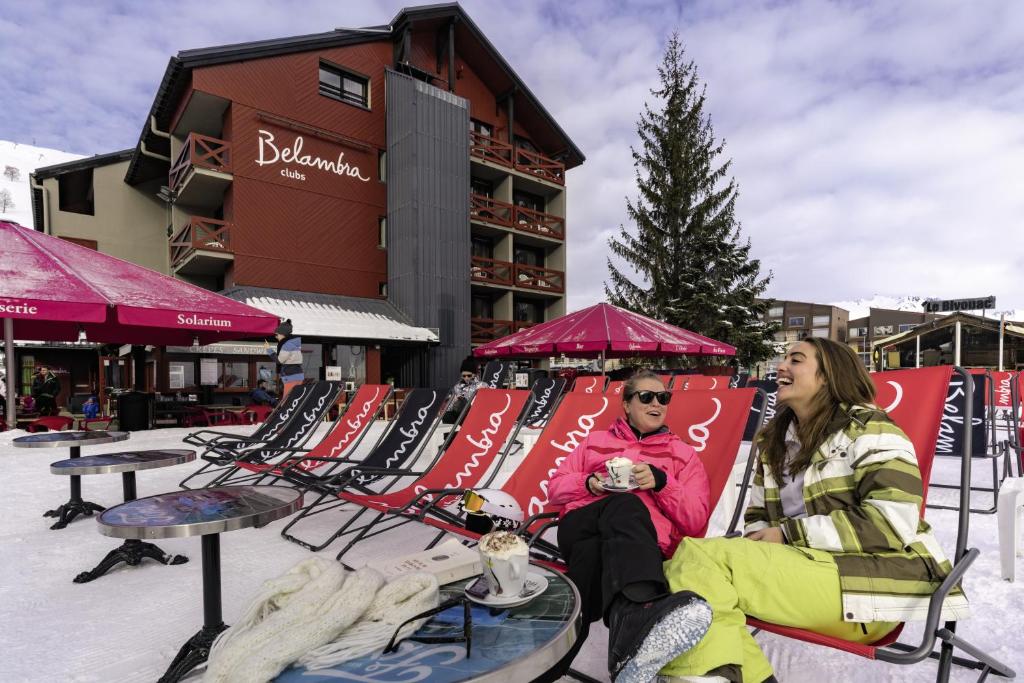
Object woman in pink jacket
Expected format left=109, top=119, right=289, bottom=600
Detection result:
left=546, top=370, right=713, bottom=683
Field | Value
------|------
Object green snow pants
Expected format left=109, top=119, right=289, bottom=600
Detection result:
left=659, top=536, right=899, bottom=682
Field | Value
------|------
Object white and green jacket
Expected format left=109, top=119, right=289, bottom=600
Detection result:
left=744, top=404, right=970, bottom=623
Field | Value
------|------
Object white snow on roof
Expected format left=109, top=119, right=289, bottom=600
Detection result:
left=245, top=294, right=439, bottom=343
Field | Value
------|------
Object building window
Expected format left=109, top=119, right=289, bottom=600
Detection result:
left=378, top=217, right=386, bottom=248
left=217, top=361, right=249, bottom=389
left=168, top=361, right=195, bottom=390
left=470, top=119, right=493, bottom=139
left=767, top=306, right=784, bottom=318
left=471, top=295, right=494, bottom=319
left=378, top=282, right=387, bottom=297
left=513, top=244, right=545, bottom=266
left=471, top=177, right=493, bottom=198
left=812, top=315, right=830, bottom=326
left=850, top=327, right=866, bottom=338
left=513, top=190, right=545, bottom=213
left=319, top=62, right=369, bottom=108
left=898, top=323, right=916, bottom=332
left=788, top=316, right=805, bottom=327
left=58, top=168, right=95, bottom=215
left=515, top=299, right=545, bottom=324
left=784, top=330, right=801, bottom=342
left=378, top=150, right=386, bottom=182
left=471, top=236, right=493, bottom=259
left=811, top=328, right=829, bottom=338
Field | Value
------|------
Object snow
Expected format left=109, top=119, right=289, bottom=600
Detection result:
left=0, top=422, right=1021, bottom=682
left=0, top=140, right=85, bottom=228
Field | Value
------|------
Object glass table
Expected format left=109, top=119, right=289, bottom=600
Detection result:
left=13, top=430, right=129, bottom=529
left=50, top=449, right=197, bottom=583
left=275, top=564, right=581, bottom=683
left=97, top=485, right=303, bottom=683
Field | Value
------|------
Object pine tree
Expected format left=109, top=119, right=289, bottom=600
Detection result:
left=605, top=33, right=776, bottom=368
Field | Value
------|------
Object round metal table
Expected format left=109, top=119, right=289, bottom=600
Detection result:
left=13, top=430, right=129, bottom=529
left=275, top=564, right=581, bottom=683
left=50, top=450, right=197, bottom=584
left=98, top=485, right=303, bottom=683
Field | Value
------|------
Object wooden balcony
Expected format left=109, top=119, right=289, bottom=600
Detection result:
left=513, top=264, right=565, bottom=294
left=470, top=193, right=565, bottom=241
left=470, top=131, right=565, bottom=185
left=169, top=216, right=234, bottom=275
left=169, top=133, right=232, bottom=207
left=471, top=318, right=514, bottom=344
left=471, top=256, right=513, bottom=286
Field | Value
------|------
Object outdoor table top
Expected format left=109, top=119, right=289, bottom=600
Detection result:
left=50, top=449, right=196, bottom=476
left=97, top=485, right=303, bottom=541
left=12, top=431, right=130, bottom=448
left=275, top=564, right=580, bottom=683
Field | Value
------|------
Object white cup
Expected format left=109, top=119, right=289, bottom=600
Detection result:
left=605, top=458, right=634, bottom=488
left=479, top=532, right=529, bottom=597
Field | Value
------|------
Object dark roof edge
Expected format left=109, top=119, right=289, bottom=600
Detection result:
left=219, top=285, right=417, bottom=325
left=32, top=149, right=134, bottom=180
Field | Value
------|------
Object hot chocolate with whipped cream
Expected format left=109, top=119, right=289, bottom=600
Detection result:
left=606, top=456, right=634, bottom=488
left=479, top=531, right=529, bottom=596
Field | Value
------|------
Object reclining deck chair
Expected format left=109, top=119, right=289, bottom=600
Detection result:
left=739, top=366, right=1015, bottom=682
left=570, top=375, right=607, bottom=394
left=182, top=381, right=311, bottom=450
left=1004, top=371, right=1023, bottom=478
left=479, top=359, right=511, bottom=388
left=604, top=380, right=625, bottom=397
left=179, top=381, right=342, bottom=489
left=522, top=377, right=567, bottom=428
left=217, top=384, right=393, bottom=487
left=280, top=388, right=532, bottom=556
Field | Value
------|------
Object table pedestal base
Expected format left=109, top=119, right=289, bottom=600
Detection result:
left=157, top=622, right=227, bottom=683
left=44, top=498, right=104, bottom=529
left=73, top=539, right=188, bottom=584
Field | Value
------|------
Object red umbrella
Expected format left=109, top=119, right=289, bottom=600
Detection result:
left=1, top=220, right=279, bottom=427
left=473, top=302, right=736, bottom=359
left=0, top=220, right=278, bottom=345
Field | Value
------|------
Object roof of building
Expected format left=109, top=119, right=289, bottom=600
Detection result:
left=872, top=310, right=1024, bottom=349
left=220, top=286, right=440, bottom=344
left=31, top=149, right=134, bottom=180
left=125, top=3, right=584, bottom=185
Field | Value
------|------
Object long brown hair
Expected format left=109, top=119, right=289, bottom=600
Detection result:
left=759, top=338, right=877, bottom=482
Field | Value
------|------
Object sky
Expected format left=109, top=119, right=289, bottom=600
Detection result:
left=2, top=0, right=1023, bottom=314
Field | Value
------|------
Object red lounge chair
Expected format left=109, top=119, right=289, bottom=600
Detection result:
left=604, top=380, right=625, bottom=397
left=570, top=376, right=607, bottom=393
left=741, top=366, right=1015, bottom=681
left=281, top=388, right=533, bottom=559
left=27, top=416, right=75, bottom=432
left=676, top=375, right=725, bottom=391
left=240, top=404, right=274, bottom=425
left=82, top=416, right=115, bottom=432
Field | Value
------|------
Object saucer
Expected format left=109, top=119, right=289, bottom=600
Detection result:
left=602, top=477, right=638, bottom=493
left=464, top=572, right=549, bottom=608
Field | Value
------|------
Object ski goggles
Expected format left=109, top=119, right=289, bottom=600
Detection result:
left=625, top=390, right=672, bottom=405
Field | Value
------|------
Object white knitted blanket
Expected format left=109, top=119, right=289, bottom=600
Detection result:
left=203, top=558, right=439, bottom=682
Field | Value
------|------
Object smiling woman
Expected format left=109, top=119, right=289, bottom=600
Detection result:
left=541, top=369, right=713, bottom=682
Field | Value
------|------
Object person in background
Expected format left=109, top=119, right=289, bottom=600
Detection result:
left=266, top=319, right=303, bottom=398
left=32, top=366, right=61, bottom=416
left=544, top=370, right=713, bottom=682
left=0, top=368, right=6, bottom=417
left=443, top=357, right=484, bottom=424
left=249, top=380, right=278, bottom=406
left=82, top=395, right=100, bottom=419
left=21, top=394, right=36, bottom=413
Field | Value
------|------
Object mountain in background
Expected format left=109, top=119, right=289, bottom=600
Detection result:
left=831, top=294, right=1021, bottom=323
left=0, top=140, right=85, bottom=228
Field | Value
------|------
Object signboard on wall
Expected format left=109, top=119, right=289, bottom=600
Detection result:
left=923, top=296, right=996, bottom=313
left=200, top=358, right=219, bottom=386
left=325, top=366, right=342, bottom=381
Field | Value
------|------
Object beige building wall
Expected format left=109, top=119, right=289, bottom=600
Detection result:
left=38, top=160, right=168, bottom=273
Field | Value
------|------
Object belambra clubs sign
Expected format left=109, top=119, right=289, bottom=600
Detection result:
left=255, top=129, right=371, bottom=184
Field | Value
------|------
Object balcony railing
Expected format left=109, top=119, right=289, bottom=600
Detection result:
left=471, top=318, right=514, bottom=344
left=169, top=217, right=233, bottom=270
left=471, top=256, right=513, bottom=286
left=470, top=131, right=565, bottom=185
left=513, top=264, right=565, bottom=293
left=470, top=193, right=565, bottom=240
left=169, top=133, right=233, bottom=195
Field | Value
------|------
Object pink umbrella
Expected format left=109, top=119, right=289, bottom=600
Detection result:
left=473, top=302, right=736, bottom=360
left=1, top=220, right=279, bottom=425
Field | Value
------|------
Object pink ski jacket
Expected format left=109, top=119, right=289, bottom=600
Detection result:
left=548, top=417, right=711, bottom=556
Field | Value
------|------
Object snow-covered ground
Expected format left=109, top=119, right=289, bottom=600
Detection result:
left=0, top=422, right=1020, bottom=682
left=0, top=139, right=85, bottom=228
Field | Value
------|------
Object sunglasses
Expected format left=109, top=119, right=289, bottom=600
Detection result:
left=626, top=390, right=672, bottom=405
left=383, top=597, right=472, bottom=657
left=461, top=373, right=476, bottom=380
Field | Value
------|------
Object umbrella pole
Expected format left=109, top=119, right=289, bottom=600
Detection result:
left=4, top=318, right=15, bottom=429
left=600, top=350, right=606, bottom=378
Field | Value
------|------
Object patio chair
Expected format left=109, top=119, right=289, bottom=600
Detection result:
left=181, top=382, right=312, bottom=450
left=81, top=416, right=115, bottom=432
left=676, top=375, right=726, bottom=391
left=215, top=384, right=394, bottom=487
left=479, top=359, right=511, bottom=388
left=27, top=416, right=75, bottom=432
left=740, top=366, right=1015, bottom=682
left=179, top=381, right=343, bottom=489
left=522, top=377, right=567, bottom=428
left=280, top=388, right=533, bottom=559
left=604, top=379, right=625, bottom=397
left=240, top=404, right=274, bottom=425
left=570, top=375, right=606, bottom=393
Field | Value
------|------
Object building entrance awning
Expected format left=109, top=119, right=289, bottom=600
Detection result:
left=220, top=287, right=439, bottom=344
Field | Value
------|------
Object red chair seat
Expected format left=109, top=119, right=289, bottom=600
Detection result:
left=27, top=416, right=75, bottom=432
left=747, top=618, right=904, bottom=660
